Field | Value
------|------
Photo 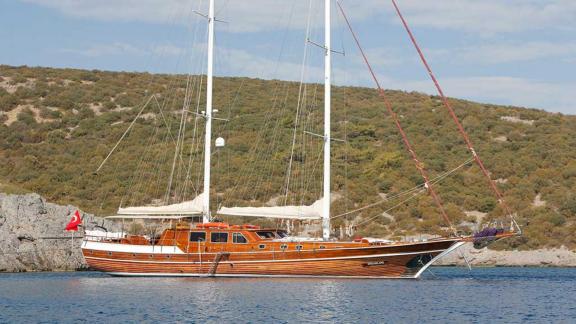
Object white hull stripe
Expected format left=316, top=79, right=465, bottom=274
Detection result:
left=85, top=248, right=448, bottom=264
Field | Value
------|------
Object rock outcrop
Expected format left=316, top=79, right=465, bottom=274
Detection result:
left=0, top=193, right=117, bottom=272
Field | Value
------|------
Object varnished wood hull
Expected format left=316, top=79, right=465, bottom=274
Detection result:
left=82, top=239, right=464, bottom=279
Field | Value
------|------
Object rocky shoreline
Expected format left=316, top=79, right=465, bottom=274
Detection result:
left=436, top=244, right=576, bottom=267
left=0, top=193, right=117, bottom=272
left=0, top=193, right=574, bottom=272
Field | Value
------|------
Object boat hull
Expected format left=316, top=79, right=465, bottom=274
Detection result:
left=82, top=239, right=464, bottom=279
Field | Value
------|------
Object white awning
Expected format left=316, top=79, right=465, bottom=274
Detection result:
left=217, top=198, right=323, bottom=220
left=117, top=193, right=205, bottom=215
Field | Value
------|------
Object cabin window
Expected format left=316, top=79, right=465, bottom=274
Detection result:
left=296, top=245, right=303, bottom=251
left=189, top=232, right=206, bottom=242
left=280, top=244, right=288, bottom=250
left=256, top=231, right=276, bottom=239
left=319, top=245, right=326, bottom=249
left=259, top=244, right=266, bottom=249
left=211, top=232, right=228, bottom=243
left=233, top=232, right=247, bottom=244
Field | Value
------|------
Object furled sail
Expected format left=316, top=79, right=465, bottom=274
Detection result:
left=117, top=193, right=205, bottom=215
left=217, top=198, right=323, bottom=220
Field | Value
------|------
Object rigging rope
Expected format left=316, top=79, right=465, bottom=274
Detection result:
left=353, top=190, right=424, bottom=228
left=331, top=157, right=474, bottom=219
left=336, top=1, right=457, bottom=236
left=94, top=95, right=154, bottom=173
left=222, top=1, right=300, bottom=206
left=391, top=0, right=518, bottom=230
left=95, top=1, right=206, bottom=213
left=283, top=0, right=314, bottom=206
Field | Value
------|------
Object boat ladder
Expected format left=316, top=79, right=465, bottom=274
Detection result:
left=208, top=252, right=230, bottom=276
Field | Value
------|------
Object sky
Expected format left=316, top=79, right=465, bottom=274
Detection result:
left=0, top=0, right=575, bottom=114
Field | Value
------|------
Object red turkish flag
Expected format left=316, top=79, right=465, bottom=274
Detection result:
left=65, top=210, right=82, bottom=231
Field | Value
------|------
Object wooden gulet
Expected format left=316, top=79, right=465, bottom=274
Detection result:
left=82, top=0, right=520, bottom=279
left=82, top=223, right=468, bottom=278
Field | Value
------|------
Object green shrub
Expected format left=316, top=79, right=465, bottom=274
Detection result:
left=478, top=197, right=497, bottom=213
left=0, top=94, right=18, bottom=112
left=16, top=108, right=36, bottom=124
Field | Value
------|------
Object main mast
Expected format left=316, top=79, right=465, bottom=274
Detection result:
left=203, top=0, right=215, bottom=223
left=322, top=0, right=331, bottom=240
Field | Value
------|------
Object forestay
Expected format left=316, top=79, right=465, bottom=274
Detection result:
left=218, top=198, right=323, bottom=220
left=117, top=192, right=205, bottom=215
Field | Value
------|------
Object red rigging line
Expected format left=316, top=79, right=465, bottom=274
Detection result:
left=336, top=1, right=457, bottom=235
left=390, top=0, right=514, bottom=219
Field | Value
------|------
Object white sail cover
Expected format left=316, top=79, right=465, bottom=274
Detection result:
left=217, top=198, right=323, bottom=220
left=117, top=193, right=205, bottom=215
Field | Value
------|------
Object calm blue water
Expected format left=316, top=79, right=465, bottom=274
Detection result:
left=0, top=267, right=575, bottom=323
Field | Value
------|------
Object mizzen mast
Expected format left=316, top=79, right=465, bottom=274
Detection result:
left=203, top=0, right=215, bottom=223
left=322, top=0, right=332, bottom=240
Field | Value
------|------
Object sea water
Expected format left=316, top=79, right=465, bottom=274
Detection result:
left=0, top=267, right=575, bottom=323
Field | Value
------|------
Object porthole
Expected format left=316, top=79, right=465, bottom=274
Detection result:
left=149, top=254, right=154, bottom=259
left=259, top=244, right=266, bottom=249
left=132, top=254, right=136, bottom=257
left=107, top=251, right=112, bottom=256
left=166, top=255, right=171, bottom=259
left=296, top=245, right=303, bottom=251
left=280, top=244, right=288, bottom=250
left=319, top=245, right=326, bottom=249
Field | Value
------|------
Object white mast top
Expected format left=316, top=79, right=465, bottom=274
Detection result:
left=322, top=0, right=331, bottom=240
left=203, top=0, right=215, bottom=223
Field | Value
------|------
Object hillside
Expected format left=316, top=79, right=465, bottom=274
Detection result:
left=0, top=65, right=575, bottom=250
